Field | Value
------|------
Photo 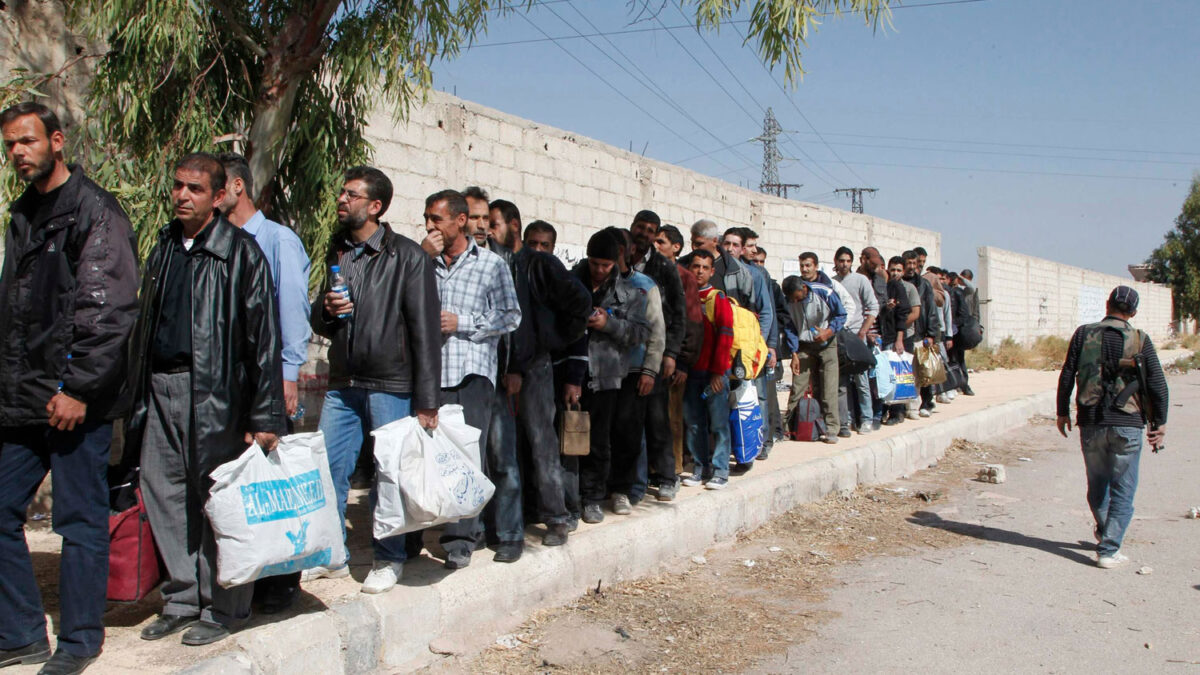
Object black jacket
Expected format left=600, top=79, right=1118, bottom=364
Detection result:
left=0, top=166, right=139, bottom=425
left=508, top=248, right=591, bottom=376
left=125, top=215, right=286, bottom=484
left=636, top=248, right=686, bottom=362
left=312, top=223, right=441, bottom=410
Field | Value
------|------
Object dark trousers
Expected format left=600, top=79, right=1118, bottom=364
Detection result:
left=608, top=374, right=649, bottom=497
left=439, top=375, right=494, bottom=556
left=766, top=365, right=784, bottom=440
left=948, top=339, right=970, bottom=389
left=483, top=385, right=523, bottom=544
left=0, top=422, right=110, bottom=657
left=643, top=377, right=676, bottom=488
left=578, top=384, right=619, bottom=506
left=515, top=355, right=569, bottom=526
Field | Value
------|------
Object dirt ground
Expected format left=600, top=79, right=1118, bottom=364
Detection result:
left=420, top=419, right=1057, bottom=675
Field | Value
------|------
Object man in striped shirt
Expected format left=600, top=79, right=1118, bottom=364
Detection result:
left=421, top=189, right=521, bottom=570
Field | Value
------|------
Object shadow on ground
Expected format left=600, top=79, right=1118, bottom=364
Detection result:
left=907, top=510, right=1096, bottom=567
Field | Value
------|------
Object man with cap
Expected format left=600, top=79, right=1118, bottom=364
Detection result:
left=1056, top=286, right=1167, bottom=569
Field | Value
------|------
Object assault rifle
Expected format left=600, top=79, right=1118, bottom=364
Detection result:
left=1114, top=351, right=1162, bottom=452
left=1120, top=353, right=1163, bottom=453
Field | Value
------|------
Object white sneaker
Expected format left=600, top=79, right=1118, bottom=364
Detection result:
left=935, top=394, right=951, bottom=404
left=299, top=564, right=350, bottom=583
left=681, top=472, right=706, bottom=487
left=1097, top=551, right=1129, bottom=569
left=362, top=560, right=403, bottom=593
left=918, top=408, right=932, bottom=418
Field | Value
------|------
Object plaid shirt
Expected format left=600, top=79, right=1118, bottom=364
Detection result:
left=434, top=240, right=521, bottom=388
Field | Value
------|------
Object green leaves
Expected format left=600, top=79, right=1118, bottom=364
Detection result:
left=4, top=0, right=889, bottom=285
left=1147, top=175, right=1200, bottom=320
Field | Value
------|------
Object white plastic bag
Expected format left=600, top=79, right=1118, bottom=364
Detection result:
left=205, top=432, right=346, bottom=588
left=372, top=404, right=495, bottom=540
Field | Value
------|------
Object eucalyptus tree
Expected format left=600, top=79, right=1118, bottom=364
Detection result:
left=4, top=0, right=890, bottom=273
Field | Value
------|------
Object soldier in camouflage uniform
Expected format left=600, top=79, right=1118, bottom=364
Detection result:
left=1056, top=286, right=1168, bottom=569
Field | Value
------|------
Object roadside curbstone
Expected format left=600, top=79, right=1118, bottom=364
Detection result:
left=179, top=388, right=1058, bottom=674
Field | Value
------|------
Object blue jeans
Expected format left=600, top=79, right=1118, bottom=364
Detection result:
left=684, top=371, right=731, bottom=479
left=319, top=387, right=412, bottom=564
left=0, top=423, right=110, bottom=657
left=1080, top=425, right=1143, bottom=556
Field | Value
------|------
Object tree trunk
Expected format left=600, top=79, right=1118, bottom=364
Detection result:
left=246, top=76, right=301, bottom=206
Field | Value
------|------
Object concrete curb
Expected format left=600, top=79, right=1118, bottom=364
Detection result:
left=181, top=389, right=1056, bottom=674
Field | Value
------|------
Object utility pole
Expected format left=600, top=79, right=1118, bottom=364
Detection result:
left=834, top=187, right=877, bottom=213
left=756, top=107, right=801, bottom=198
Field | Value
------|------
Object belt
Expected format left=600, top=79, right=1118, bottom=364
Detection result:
left=152, top=364, right=191, bottom=375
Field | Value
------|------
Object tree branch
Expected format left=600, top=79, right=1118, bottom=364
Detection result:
left=210, top=0, right=268, bottom=59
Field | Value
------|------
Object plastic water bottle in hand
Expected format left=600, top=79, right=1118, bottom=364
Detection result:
left=330, top=265, right=352, bottom=319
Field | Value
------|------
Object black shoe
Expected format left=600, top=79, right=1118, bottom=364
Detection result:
left=140, top=615, right=198, bottom=641
left=36, top=650, right=98, bottom=675
left=444, top=549, right=472, bottom=570
left=566, top=517, right=579, bottom=533
left=493, top=542, right=524, bottom=563
left=181, top=621, right=231, bottom=647
left=259, top=581, right=298, bottom=615
left=349, top=466, right=374, bottom=490
left=543, top=523, right=569, bottom=547
left=961, top=385, right=975, bottom=396
left=883, top=417, right=902, bottom=426
left=758, top=445, right=771, bottom=461
left=0, top=639, right=50, bottom=668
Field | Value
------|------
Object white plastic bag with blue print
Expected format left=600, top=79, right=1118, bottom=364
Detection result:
left=205, top=432, right=346, bottom=588
left=371, top=404, right=495, bottom=540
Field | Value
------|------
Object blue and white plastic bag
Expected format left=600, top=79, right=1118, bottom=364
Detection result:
left=729, top=380, right=763, bottom=464
left=886, top=351, right=918, bottom=403
left=206, top=432, right=345, bottom=588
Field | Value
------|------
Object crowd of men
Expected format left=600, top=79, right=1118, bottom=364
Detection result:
left=0, top=101, right=980, bottom=674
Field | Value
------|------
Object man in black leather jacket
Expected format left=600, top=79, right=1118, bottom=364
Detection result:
left=0, top=102, right=139, bottom=675
left=127, top=153, right=286, bottom=647
left=304, top=167, right=441, bottom=595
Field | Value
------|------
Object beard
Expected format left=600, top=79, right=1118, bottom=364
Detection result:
left=18, top=153, right=55, bottom=185
left=337, top=210, right=368, bottom=230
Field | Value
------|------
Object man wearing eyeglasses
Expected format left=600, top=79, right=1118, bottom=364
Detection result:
left=304, top=167, right=442, bottom=595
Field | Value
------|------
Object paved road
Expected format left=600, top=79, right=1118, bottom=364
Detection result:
left=754, top=370, right=1200, bottom=674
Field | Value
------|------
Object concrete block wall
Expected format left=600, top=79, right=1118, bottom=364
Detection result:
left=366, top=91, right=940, bottom=280
left=977, top=246, right=1174, bottom=347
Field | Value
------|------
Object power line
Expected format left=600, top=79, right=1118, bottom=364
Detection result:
left=834, top=187, right=878, bottom=213
left=731, top=22, right=869, bottom=187
left=785, top=130, right=1200, bottom=158
left=812, top=159, right=1189, bottom=183
left=474, top=0, right=993, bottom=48
left=783, top=137, right=1200, bottom=166
left=661, top=5, right=844, bottom=189
left=549, top=1, right=761, bottom=173
left=537, top=0, right=758, bottom=178
left=511, top=11, right=743, bottom=175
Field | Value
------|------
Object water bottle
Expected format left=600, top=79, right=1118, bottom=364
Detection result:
left=290, top=402, right=306, bottom=423
left=57, top=354, right=72, bottom=393
left=330, top=265, right=352, bottom=319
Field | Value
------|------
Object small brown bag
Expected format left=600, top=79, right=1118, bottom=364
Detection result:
left=559, top=404, right=590, bottom=456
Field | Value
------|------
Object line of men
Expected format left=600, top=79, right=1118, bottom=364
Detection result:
left=0, top=100, right=979, bottom=674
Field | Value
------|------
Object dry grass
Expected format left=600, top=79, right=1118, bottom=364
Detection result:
left=1163, top=333, right=1200, bottom=351
left=449, top=432, right=1046, bottom=675
left=966, top=336, right=1069, bottom=372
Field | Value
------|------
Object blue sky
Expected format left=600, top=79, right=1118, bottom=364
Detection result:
left=433, top=0, right=1200, bottom=276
